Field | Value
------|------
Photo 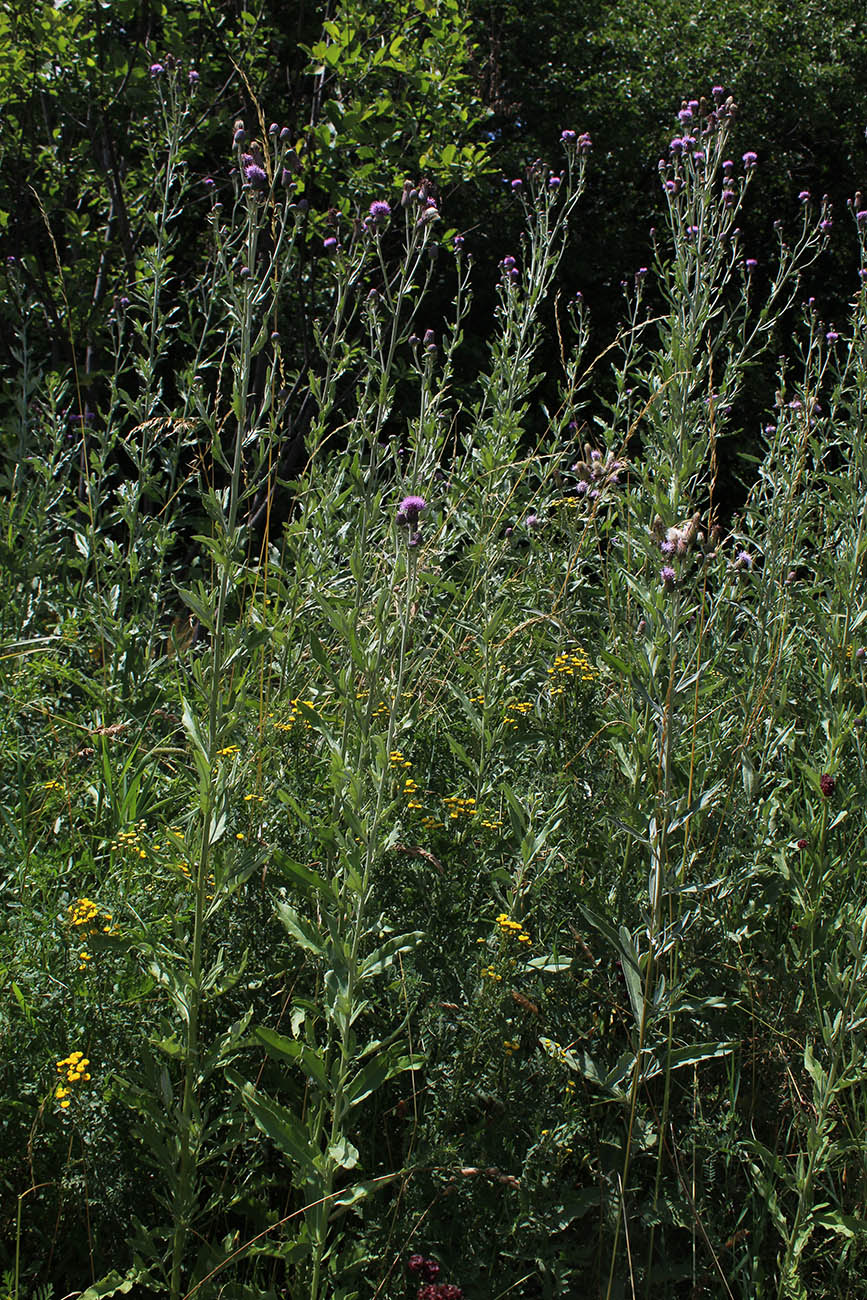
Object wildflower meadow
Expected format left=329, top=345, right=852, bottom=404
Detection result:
left=4, top=8, right=867, bottom=1300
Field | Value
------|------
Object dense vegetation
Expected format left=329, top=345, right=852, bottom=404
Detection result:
left=3, top=3, right=867, bottom=1299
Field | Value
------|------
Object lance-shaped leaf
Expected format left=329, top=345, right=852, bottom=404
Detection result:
left=227, top=1069, right=318, bottom=1181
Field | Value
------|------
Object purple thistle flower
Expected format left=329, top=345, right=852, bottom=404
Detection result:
left=722, top=158, right=734, bottom=173
left=549, top=174, right=561, bottom=189
left=453, top=234, right=464, bottom=251
left=799, top=190, right=810, bottom=202
left=661, top=566, right=676, bottom=588
left=745, top=258, right=758, bottom=272
left=712, top=85, right=724, bottom=99
left=149, top=62, right=165, bottom=77
left=188, top=68, right=199, bottom=85
left=578, top=132, right=592, bottom=152
left=857, top=210, right=867, bottom=227
left=736, top=549, right=753, bottom=569
left=820, top=218, right=833, bottom=233
left=560, top=129, right=577, bottom=143
left=233, top=128, right=247, bottom=146
left=669, top=137, right=684, bottom=153
left=525, top=513, right=540, bottom=530
left=244, top=163, right=267, bottom=190
left=268, top=122, right=278, bottom=134
left=397, top=495, right=426, bottom=526
left=368, top=199, right=391, bottom=223
left=742, top=150, right=758, bottom=169
left=826, top=328, right=839, bottom=343
left=860, top=268, right=867, bottom=282
left=322, top=237, right=338, bottom=253
left=678, top=107, right=693, bottom=124
left=203, top=176, right=215, bottom=188
left=511, top=178, right=523, bottom=191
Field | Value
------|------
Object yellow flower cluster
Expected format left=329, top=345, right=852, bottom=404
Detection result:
left=420, top=814, right=445, bottom=830
left=504, top=700, right=533, bottom=728
left=42, top=779, right=64, bottom=792
left=540, top=1036, right=568, bottom=1064
left=548, top=650, right=596, bottom=697
left=273, top=698, right=316, bottom=731
left=503, top=1038, right=520, bottom=1056
left=389, top=749, right=413, bottom=769
left=67, top=898, right=108, bottom=931
left=216, top=744, right=240, bottom=757
left=55, top=1051, right=92, bottom=1109
left=67, top=899, right=117, bottom=964
left=481, top=965, right=503, bottom=982
left=442, top=795, right=477, bottom=820
left=480, top=816, right=503, bottom=830
left=497, top=913, right=532, bottom=945
left=112, top=823, right=148, bottom=859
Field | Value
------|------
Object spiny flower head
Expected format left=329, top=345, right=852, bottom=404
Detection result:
left=397, top=495, right=426, bottom=526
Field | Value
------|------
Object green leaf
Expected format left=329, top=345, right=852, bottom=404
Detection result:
left=228, top=1070, right=317, bottom=1180
left=253, top=1027, right=330, bottom=1091
left=78, top=1269, right=147, bottom=1299
left=358, top=931, right=423, bottom=980
left=344, top=1044, right=421, bottom=1110
left=276, top=900, right=327, bottom=958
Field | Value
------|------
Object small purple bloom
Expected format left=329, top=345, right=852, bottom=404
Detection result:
left=203, top=176, right=215, bottom=188
left=745, top=258, right=758, bottom=272
left=736, top=549, right=752, bottom=569
left=820, top=218, right=833, bottom=233
left=722, top=159, right=734, bottom=174
left=799, top=190, right=810, bottom=203
left=398, top=495, right=426, bottom=526
left=712, top=85, right=724, bottom=99
left=669, top=137, right=684, bottom=153
left=453, top=234, right=464, bottom=251
left=188, top=68, right=199, bottom=85
left=280, top=126, right=291, bottom=141
left=368, top=199, right=391, bottom=223
left=857, top=211, right=867, bottom=227
left=511, top=178, right=523, bottom=191
left=826, top=328, right=839, bottom=343
left=661, top=566, right=676, bottom=588
left=233, top=128, right=247, bottom=146
left=560, top=129, right=576, bottom=143
left=244, top=163, right=267, bottom=190
left=526, top=513, right=540, bottom=530
left=548, top=174, right=561, bottom=189
left=322, top=237, right=338, bottom=253
left=678, top=108, right=693, bottom=124
left=149, top=62, right=164, bottom=77
left=742, top=151, right=757, bottom=169
left=268, top=122, right=278, bottom=134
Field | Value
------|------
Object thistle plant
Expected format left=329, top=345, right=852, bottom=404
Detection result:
left=8, top=57, right=867, bottom=1300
